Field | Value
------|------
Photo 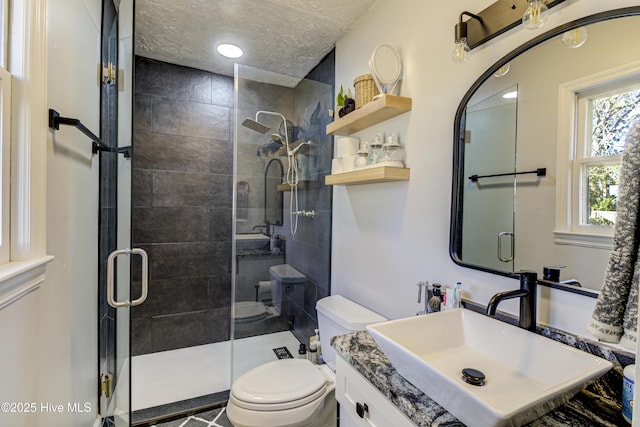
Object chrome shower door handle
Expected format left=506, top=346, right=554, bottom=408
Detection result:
left=497, top=232, right=514, bottom=263
left=107, top=248, right=149, bottom=308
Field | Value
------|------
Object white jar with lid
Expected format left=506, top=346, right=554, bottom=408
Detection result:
left=368, top=133, right=384, bottom=165
left=623, top=363, right=635, bottom=423
left=380, top=133, right=404, bottom=166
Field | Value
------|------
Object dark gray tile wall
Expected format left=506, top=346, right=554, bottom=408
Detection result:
left=132, top=57, right=233, bottom=355
left=132, top=52, right=335, bottom=355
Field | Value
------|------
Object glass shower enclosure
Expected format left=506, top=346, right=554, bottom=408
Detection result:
left=231, top=63, right=334, bottom=382
left=127, top=54, right=333, bottom=423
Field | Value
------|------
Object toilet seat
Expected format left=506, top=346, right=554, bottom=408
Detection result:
left=234, top=301, right=269, bottom=323
left=231, top=359, right=329, bottom=411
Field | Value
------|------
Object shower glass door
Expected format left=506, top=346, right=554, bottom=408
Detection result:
left=232, top=63, right=334, bottom=382
left=98, top=0, right=134, bottom=424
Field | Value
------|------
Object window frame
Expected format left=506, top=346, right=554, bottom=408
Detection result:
left=555, top=60, right=640, bottom=249
left=0, top=0, right=53, bottom=310
left=0, top=64, right=10, bottom=263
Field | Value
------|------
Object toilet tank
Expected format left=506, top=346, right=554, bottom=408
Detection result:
left=270, top=264, right=306, bottom=314
left=316, top=295, right=387, bottom=370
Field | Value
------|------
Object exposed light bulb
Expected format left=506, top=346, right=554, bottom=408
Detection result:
left=452, top=38, right=470, bottom=63
left=493, top=63, right=511, bottom=78
left=562, top=27, right=588, bottom=48
left=522, top=0, right=549, bottom=30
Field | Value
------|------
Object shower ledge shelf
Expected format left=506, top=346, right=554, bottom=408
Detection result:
left=326, top=95, right=412, bottom=136
left=325, top=166, right=410, bottom=186
left=277, top=181, right=321, bottom=192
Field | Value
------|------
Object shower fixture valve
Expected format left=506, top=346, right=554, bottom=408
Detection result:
left=293, top=210, right=315, bottom=218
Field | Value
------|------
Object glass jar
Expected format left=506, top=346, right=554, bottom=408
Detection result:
left=380, top=134, right=404, bottom=166
left=355, top=150, right=368, bottom=169
left=368, top=132, right=384, bottom=165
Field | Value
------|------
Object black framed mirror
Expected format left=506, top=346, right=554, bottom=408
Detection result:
left=450, top=7, right=640, bottom=294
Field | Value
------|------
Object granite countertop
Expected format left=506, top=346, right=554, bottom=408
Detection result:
left=332, top=327, right=633, bottom=427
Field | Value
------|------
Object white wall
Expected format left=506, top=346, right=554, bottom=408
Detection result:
left=332, top=0, right=640, bottom=339
left=41, top=0, right=101, bottom=425
left=0, top=1, right=101, bottom=426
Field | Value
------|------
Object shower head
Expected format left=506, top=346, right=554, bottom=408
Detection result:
left=242, top=118, right=271, bottom=134
left=243, top=110, right=290, bottom=144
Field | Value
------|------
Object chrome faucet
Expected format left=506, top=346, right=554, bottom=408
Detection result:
left=486, top=271, right=537, bottom=331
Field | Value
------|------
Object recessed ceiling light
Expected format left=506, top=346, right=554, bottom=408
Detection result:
left=217, top=43, right=243, bottom=58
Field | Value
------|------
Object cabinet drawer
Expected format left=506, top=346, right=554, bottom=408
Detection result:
left=336, top=356, right=415, bottom=427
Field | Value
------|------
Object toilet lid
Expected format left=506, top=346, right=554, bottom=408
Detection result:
left=234, top=301, right=268, bottom=322
left=231, top=359, right=328, bottom=411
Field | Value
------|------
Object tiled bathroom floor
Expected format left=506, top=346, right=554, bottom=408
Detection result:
left=132, top=331, right=301, bottom=411
left=150, top=406, right=232, bottom=427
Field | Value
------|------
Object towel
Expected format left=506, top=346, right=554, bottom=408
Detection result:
left=588, top=120, right=640, bottom=350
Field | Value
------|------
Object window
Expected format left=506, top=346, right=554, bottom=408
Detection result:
left=555, top=63, right=640, bottom=249
left=0, top=0, right=8, bottom=263
left=0, top=0, right=52, bottom=309
left=0, top=65, right=10, bottom=264
left=573, top=83, right=640, bottom=230
left=0, top=0, right=6, bottom=68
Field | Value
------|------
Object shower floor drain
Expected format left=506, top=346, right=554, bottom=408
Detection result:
left=273, top=347, right=293, bottom=359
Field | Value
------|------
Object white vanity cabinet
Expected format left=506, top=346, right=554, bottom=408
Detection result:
left=336, top=356, right=415, bottom=427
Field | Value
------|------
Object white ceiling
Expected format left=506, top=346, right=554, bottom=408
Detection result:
left=135, top=0, right=379, bottom=78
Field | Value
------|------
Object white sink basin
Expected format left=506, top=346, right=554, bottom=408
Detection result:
left=235, top=233, right=270, bottom=250
left=366, top=308, right=612, bottom=427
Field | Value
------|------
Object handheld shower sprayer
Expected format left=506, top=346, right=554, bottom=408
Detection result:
left=288, top=140, right=312, bottom=155
left=242, top=110, right=304, bottom=235
left=242, top=111, right=294, bottom=176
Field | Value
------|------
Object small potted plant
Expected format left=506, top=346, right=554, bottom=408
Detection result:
left=336, top=85, right=356, bottom=118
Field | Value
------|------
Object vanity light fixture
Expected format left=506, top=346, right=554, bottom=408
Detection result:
left=452, top=12, right=483, bottom=63
left=522, top=0, right=549, bottom=29
left=562, top=26, right=588, bottom=48
left=216, top=43, right=243, bottom=58
left=452, top=0, right=565, bottom=56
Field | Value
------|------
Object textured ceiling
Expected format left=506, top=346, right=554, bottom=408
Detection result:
left=135, top=0, right=379, bottom=78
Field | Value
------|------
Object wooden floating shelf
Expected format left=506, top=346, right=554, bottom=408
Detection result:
left=325, top=166, right=410, bottom=186
left=326, top=95, right=412, bottom=136
left=277, top=180, right=321, bottom=192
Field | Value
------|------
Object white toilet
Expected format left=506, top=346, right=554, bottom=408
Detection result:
left=234, top=301, right=273, bottom=324
left=234, top=263, right=305, bottom=331
left=226, top=295, right=386, bottom=427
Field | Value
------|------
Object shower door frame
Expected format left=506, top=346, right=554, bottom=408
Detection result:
left=98, top=0, right=136, bottom=424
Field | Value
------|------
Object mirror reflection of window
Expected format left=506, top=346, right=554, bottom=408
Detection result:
left=557, top=63, right=640, bottom=254
left=575, top=84, right=640, bottom=228
left=451, top=11, right=640, bottom=291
